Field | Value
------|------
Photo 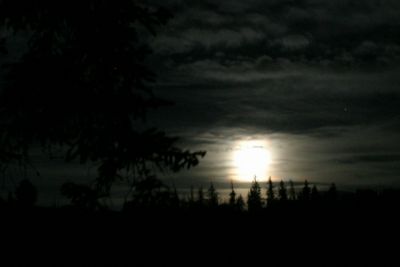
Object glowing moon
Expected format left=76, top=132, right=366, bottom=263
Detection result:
left=233, top=140, right=271, bottom=182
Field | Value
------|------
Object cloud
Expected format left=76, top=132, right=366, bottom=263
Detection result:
left=151, top=59, right=400, bottom=138
left=146, top=0, right=400, bottom=184
left=339, top=154, right=400, bottom=164
left=150, top=0, right=400, bottom=69
left=280, top=35, right=311, bottom=50
left=152, top=26, right=266, bottom=55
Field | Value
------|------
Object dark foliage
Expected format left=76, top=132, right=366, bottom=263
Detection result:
left=326, top=183, right=337, bottom=201
left=247, top=178, right=262, bottom=212
left=228, top=181, right=236, bottom=207
left=207, top=183, right=218, bottom=208
left=236, top=194, right=245, bottom=212
left=197, top=186, right=205, bottom=207
left=0, top=1, right=205, bottom=196
left=14, top=179, right=37, bottom=207
left=61, top=182, right=104, bottom=210
left=266, top=176, right=275, bottom=206
left=288, top=180, right=296, bottom=200
left=299, top=180, right=311, bottom=201
left=278, top=180, right=288, bottom=201
left=311, top=185, right=320, bottom=202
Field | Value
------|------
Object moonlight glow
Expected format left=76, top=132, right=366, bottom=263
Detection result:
left=233, top=140, right=271, bottom=182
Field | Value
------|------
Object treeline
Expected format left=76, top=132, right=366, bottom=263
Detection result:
left=2, top=177, right=400, bottom=214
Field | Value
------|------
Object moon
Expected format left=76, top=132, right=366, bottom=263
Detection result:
left=233, top=140, right=271, bottom=182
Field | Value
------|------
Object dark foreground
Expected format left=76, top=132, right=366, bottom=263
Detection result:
left=1, top=200, right=399, bottom=266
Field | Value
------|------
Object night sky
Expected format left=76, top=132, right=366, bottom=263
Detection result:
left=146, top=0, right=400, bottom=188
left=2, top=0, right=400, bottom=204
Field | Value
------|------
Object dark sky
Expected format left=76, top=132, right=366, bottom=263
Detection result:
left=143, top=0, right=400, bottom=187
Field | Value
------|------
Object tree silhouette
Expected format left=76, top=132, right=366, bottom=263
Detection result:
left=327, top=183, right=337, bottom=201
left=0, top=1, right=205, bottom=197
left=189, top=186, right=195, bottom=204
left=229, top=181, right=236, bottom=208
left=0, top=195, right=4, bottom=208
left=128, top=176, right=166, bottom=208
left=236, top=194, right=245, bottom=212
left=170, top=185, right=180, bottom=208
left=247, top=178, right=262, bottom=212
left=197, top=186, right=205, bottom=207
left=15, top=179, right=37, bottom=207
left=61, top=182, right=103, bottom=210
left=300, top=180, right=311, bottom=201
left=288, top=180, right=296, bottom=200
left=278, top=180, right=288, bottom=202
left=266, top=177, right=275, bottom=206
left=207, top=183, right=218, bottom=208
left=311, top=185, right=320, bottom=202
left=0, top=37, right=6, bottom=55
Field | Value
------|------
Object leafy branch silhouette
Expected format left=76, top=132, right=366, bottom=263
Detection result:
left=0, top=1, right=205, bottom=199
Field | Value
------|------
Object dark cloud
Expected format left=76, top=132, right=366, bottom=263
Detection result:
left=339, top=154, right=400, bottom=164
left=149, top=0, right=400, bottom=68
left=151, top=64, right=400, bottom=137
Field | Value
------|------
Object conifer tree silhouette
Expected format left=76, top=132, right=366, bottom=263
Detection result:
left=197, top=186, right=205, bottom=207
left=171, top=185, right=180, bottom=208
left=289, top=180, right=296, bottom=201
left=189, top=186, right=195, bottom=204
left=327, top=183, right=337, bottom=201
left=311, top=185, right=320, bottom=202
left=247, top=177, right=262, bottom=212
left=300, top=180, right=311, bottom=201
left=278, top=180, right=288, bottom=202
left=266, top=177, right=275, bottom=206
left=61, top=182, right=103, bottom=210
left=207, top=183, right=218, bottom=208
left=236, top=194, right=245, bottom=212
left=229, top=181, right=236, bottom=208
left=15, top=179, right=37, bottom=207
